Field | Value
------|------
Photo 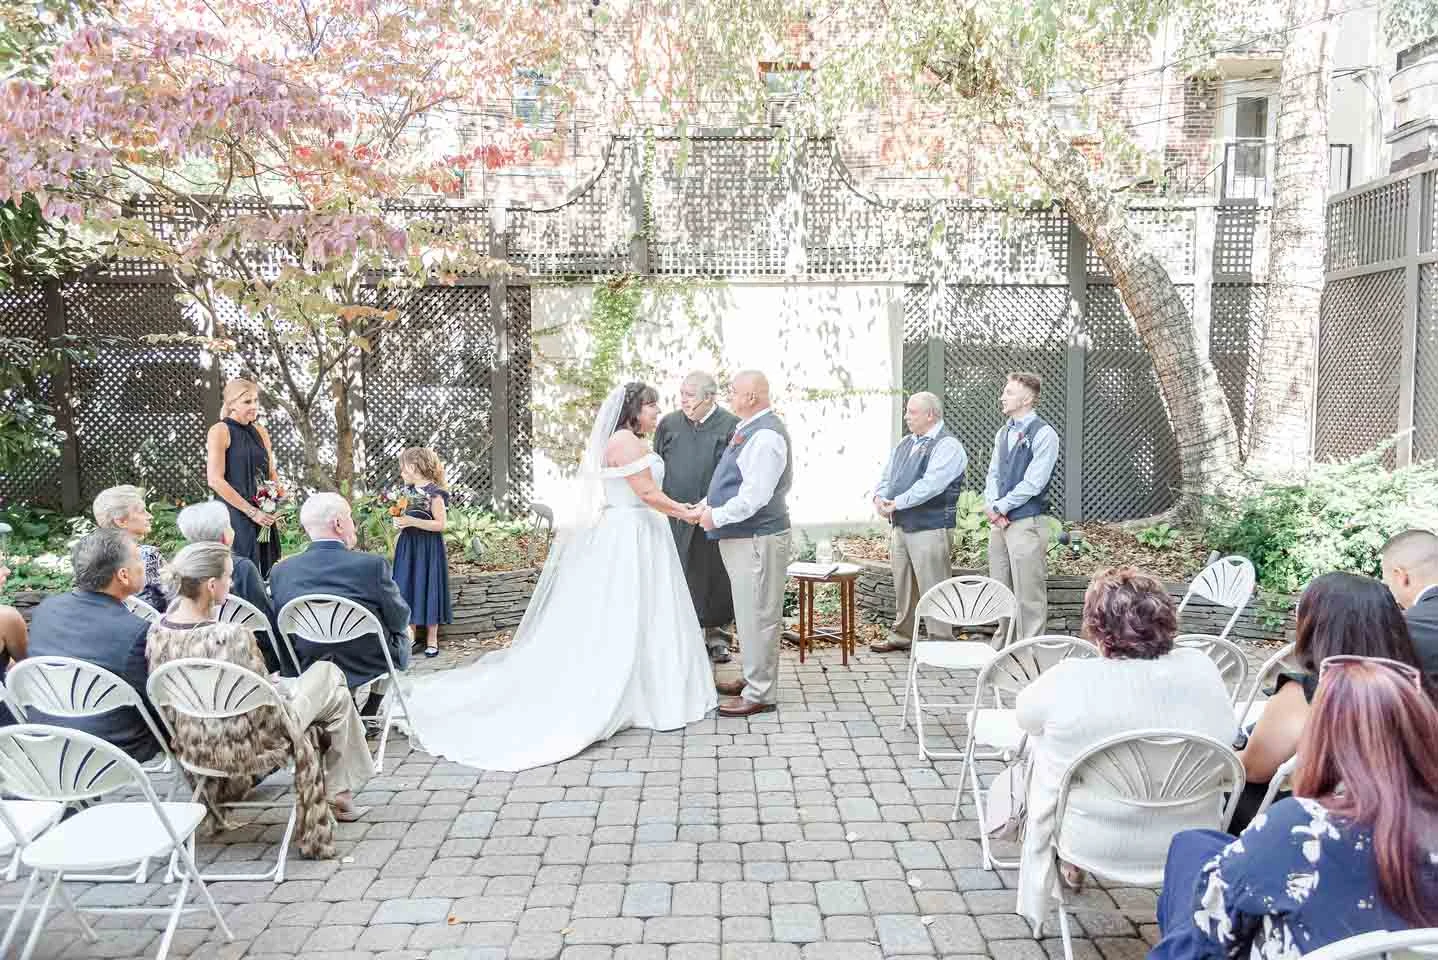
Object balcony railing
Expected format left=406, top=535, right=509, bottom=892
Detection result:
left=1219, top=141, right=1353, bottom=200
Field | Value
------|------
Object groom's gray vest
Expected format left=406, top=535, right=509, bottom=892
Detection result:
left=705, top=410, right=793, bottom=540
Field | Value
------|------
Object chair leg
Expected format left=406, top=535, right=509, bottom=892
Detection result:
left=18, top=872, right=62, bottom=960
left=951, top=730, right=976, bottom=821
left=273, top=801, right=298, bottom=884
left=55, top=880, right=97, bottom=942
left=175, top=836, right=234, bottom=942
left=898, top=649, right=916, bottom=730
left=913, top=668, right=929, bottom=762
left=373, top=699, right=392, bottom=775
left=1, top=870, right=40, bottom=958
left=154, top=875, right=190, bottom=960
left=1055, top=887, right=1076, bottom=960
left=4, top=847, right=18, bottom=883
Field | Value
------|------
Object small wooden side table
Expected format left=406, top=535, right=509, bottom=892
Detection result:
left=787, top=562, right=863, bottom=666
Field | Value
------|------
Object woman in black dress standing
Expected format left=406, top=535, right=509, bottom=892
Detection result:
left=205, top=378, right=282, bottom=577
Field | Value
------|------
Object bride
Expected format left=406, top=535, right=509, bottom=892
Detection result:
left=404, top=383, right=718, bottom=771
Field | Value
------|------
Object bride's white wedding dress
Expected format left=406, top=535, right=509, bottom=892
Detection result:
left=404, top=452, right=718, bottom=771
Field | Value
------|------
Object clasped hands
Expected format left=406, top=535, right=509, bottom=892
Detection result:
left=679, top=500, right=716, bottom=531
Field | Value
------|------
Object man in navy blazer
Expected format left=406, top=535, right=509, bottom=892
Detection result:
left=26, top=527, right=161, bottom=761
left=1381, top=529, right=1438, bottom=690
left=269, top=493, right=412, bottom=709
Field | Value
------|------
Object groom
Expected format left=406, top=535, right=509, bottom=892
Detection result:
left=697, top=370, right=793, bottom=717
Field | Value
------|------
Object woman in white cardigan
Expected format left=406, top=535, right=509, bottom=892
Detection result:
left=1013, top=567, right=1236, bottom=934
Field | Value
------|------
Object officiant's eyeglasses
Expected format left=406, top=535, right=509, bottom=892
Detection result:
left=1318, top=654, right=1422, bottom=689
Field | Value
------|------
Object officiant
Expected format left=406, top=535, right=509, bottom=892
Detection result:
left=654, top=371, right=741, bottom=663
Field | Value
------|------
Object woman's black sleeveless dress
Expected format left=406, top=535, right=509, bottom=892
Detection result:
left=223, top=418, right=281, bottom=578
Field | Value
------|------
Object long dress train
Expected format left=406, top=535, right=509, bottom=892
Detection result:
left=404, top=454, right=717, bottom=771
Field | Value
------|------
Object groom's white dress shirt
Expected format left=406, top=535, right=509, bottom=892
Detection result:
left=711, top=406, right=789, bottom=528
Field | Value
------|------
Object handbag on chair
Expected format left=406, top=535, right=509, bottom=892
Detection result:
left=984, top=754, right=1031, bottom=844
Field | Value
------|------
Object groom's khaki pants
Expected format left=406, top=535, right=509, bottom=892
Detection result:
left=988, top=515, right=1048, bottom=643
left=719, top=530, right=791, bottom=706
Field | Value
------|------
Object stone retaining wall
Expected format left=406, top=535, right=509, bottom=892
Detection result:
left=847, top=555, right=1293, bottom=644
left=8, top=565, right=543, bottom=642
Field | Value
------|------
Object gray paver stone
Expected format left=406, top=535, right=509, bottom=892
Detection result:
left=564, top=917, right=646, bottom=945
left=371, top=897, right=453, bottom=925
left=509, top=934, right=566, bottom=960
left=929, top=914, right=986, bottom=953
left=771, top=903, right=824, bottom=943
left=720, top=881, right=769, bottom=916
left=520, top=906, right=573, bottom=933
left=572, top=883, right=624, bottom=918
left=671, top=881, right=720, bottom=915
left=354, top=925, right=413, bottom=951
left=723, top=945, right=801, bottom=960
left=800, top=944, right=884, bottom=960
left=824, top=915, right=877, bottom=940
left=876, top=913, right=936, bottom=955
left=621, top=882, right=673, bottom=917
left=817, top=880, right=868, bottom=915
left=643, top=916, right=722, bottom=943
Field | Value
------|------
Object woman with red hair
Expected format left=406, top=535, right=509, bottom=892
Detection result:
left=1150, top=657, right=1438, bottom=960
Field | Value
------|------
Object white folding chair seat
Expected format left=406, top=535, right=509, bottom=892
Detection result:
left=124, top=595, right=162, bottom=623
left=1301, top=929, right=1438, bottom=960
left=1175, top=633, right=1251, bottom=704
left=277, top=593, right=411, bottom=773
left=147, top=658, right=305, bottom=884
left=0, top=802, right=64, bottom=881
left=1043, top=729, right=1244, bottom=959
left=1177, top=556, right=1255, bottom=640
left=899, top=576, right=1020, bottom=761
left=949, top=635, right=1100, bottom=868
left=0, top=724, right=232, bottom=960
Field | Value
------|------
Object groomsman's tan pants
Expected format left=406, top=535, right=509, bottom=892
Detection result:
left=890, top=526, right=955, bottom=645
left=719, top=530, right=791, bottom=706
left=988, top=515, right=1048, bottom=643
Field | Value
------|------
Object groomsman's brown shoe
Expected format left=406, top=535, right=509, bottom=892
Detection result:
left=868, top=637, right=910, bottom=654
left=717, top=697, right=776, bottom=717
left=715, top=677, right=745, bottom=697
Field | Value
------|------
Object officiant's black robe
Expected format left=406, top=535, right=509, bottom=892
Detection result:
left=654, top=406, right=740, bottom=629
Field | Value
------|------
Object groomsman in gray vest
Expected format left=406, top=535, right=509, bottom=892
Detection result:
left=698, top=370, right=793, bottom=717
left=984, top=372, right=1059, bottom=640
left=869, top=392, right=968, bottom=652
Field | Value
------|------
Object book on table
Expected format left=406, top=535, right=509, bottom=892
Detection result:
left=789, top=562, right=840, bottom=578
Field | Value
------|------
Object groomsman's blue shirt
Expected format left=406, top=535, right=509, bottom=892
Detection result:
left=872, top=419, right=968, bottom=510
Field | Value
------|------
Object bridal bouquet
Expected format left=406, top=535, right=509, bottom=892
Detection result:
left=250, top=478, right=289, bottom=543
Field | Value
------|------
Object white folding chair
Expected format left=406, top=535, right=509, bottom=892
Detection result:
left=0, top=724, right=232, bottom=960
left=1254, top=753, right=1300, bottom=820
left=277, top=594, right=411, bottom=773
left=899, top=576, right=1018, bottom=761
left=0, top=800, right=63, bottom=883
left=1301, top=929, right=1438, bottom=960
left=1177, top=556, right=1255, bottom=640
left=1044, top=729, right=1245, bottom=958
left=147, top=658, right=304, bottom=883
left=124, top=594, right=162, bottom=623
left=215, top=593, right=294, bottom=675
left=1234, top=641, right=1297, bottom=731
left=1175, top=633, right=1251, bottom=704
left=950, top=635, right=1100, bottom=869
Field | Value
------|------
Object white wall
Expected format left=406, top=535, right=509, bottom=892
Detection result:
left=530, top=281, right=909, bottom=526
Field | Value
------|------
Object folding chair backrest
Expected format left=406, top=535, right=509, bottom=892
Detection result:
left=147, top=658, right=285, bottom=722
left=1055, top=729, right=1245, bottom=842
left=1179, top=556, right=1255, bottom=615
left=1175, top=634, right=1251, bottom=702
left=0, top=723, right=148, bottom=804
left=915, top=576, right=1016, bottom=629
left=1236, top=641, right=1297, bottom=727
left=216, top=594, right=292, bottom=673
left=1300, top=930, right=1438, bottom=960
left=124, top=594, right=161, bottom=623
left=277, top=594, right=383, bottom=647
left=978, top=635, right=1099, bottom=699
left=7, top=655, right=158, bottom=732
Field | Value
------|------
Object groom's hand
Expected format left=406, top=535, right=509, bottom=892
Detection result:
left=699, top=506, right=716, bottom=531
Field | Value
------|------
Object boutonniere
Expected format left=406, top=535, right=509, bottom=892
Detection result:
left=1014, top=429, right=1030, bottom=449
left=729, top=432, right=746, bottom=448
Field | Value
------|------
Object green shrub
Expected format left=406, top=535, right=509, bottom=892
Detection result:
left=1204, top=445, right=1438, bottom=594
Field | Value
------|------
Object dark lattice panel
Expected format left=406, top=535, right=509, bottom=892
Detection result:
left=509, top=142, right=633, bottom=276
left=1081, top=285, right=1182, bottom=520
left=1414, top=264, right=1438, bottom=462
left=64, top=283, right=213, bottom=502
left=1210, top=283, right=1267, bottom=454
left=1086, top=208, right=1197, bottom=279
left=1315, top=270, right=1404, bottom=464
left=1214, top=205, right=1260, bottom=277
left=506, top=285, right=535, bottom=510
left=0, top=284, right=61, bottom=503
left=1327, top=178, right=1410, bottom=272
left=1428, top=169, right=1438, bottom=254
left=900, top=285, right=934, bottom=409
left=939, top=206, right=1069, bottom=285
left=362, top=286, right=497, bottom=500
left=649, top=137, right=791, bottom=276
left=936, top=285, right=1070, bottom=500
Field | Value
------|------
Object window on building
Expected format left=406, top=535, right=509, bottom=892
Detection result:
left=1233, top=96, right=1269, bottom=179
left=512, top=68, right=555, bottom=131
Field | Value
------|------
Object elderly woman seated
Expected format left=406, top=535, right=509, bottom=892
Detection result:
left=1013, top=567, right=1237, bottom=935
left=93, top=484, right=168, bottom=612
left=177, top=500, right=281, bottom=670
left=147, top=541, right=371, bottom=858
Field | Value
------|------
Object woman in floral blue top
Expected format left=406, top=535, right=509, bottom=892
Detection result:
left=1150, top=656, right=1438, bottom=960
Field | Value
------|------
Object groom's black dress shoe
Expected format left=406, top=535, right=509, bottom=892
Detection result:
left=718, top=697, right=776, bottom=717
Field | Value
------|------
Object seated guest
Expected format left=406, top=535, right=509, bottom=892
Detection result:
left=25, top=528, right=160, bottom=761
left=1380, top=529, right=1438, bottom=687
left=1014, top=567, right=1235, bottom=934
left=148, top=542, right=370, bottom=856
left=177, top=500, right=282, bottom=672
left=93, top=484, right=168, bottom=612
left=0, top=564, right=28, bottom=725
left=269, top=493, right=411, bottom=713
left=1231, top=572, right=1425, bottom=833
left=1150, top=657, right=1438, bottom=960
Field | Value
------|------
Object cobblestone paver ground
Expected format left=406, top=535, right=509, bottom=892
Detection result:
left=13, top=641, right=1225, bottom=960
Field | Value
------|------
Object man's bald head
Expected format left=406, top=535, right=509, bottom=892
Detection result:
left=728, top=370, right=771, bottom=418
left=1381, top=529, right=1438, bottom=609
